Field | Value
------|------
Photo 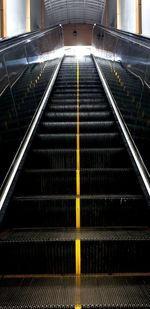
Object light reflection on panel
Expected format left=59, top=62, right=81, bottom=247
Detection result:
left=0, top=55, right=21, bottom=185
left=92, top=26, right=150, bottom=173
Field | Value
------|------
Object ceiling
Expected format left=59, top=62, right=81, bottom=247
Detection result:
left=44, top=0, right=106, bottom=26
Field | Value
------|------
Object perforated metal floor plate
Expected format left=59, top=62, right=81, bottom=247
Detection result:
left=0, top=276, right=150, bottom=308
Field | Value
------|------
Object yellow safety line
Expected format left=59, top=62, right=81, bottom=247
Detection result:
left=75, top=60, right=81, bottom=280
left=75, top=239, right=81, bottom=276
left=76, top=197, right=80, bottom=229
left=76, top=60, right=80, bottom=229
left=75, top=305, right=81, bottom=309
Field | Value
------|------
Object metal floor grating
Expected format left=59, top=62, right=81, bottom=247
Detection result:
left=1, top=228, right=150, bottom=242
left=0, top=276, right=150, bottom=308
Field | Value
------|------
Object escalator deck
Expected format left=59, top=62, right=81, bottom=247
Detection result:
left=0, top=55, right=150, bottom=308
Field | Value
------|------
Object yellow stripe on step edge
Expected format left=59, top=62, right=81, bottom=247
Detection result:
left=76, top=60, right=80, bottom=229
left=76, top=197, right=80, bottom=229
left=76, top=239, right=81, bottom=275
left=75, top=306, right=81, bottom=309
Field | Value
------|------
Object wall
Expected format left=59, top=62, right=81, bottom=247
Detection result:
left=103, top=0, right=117, bottom=28
left=63, top=24, right=93, bottom=46
left=142, top=0, right=150, bottom=37
left=31, top=0, right=42, bottom=31
left=6, top=0, right=26, bottom=36
left=119, top=0, right=136, bottom=33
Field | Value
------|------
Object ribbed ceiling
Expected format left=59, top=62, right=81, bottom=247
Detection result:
left=44, top=0, right=106, bottom=25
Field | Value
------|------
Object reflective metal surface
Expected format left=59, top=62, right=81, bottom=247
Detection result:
left=0, top=26, right=64, bottom=187
left=92, top=25, right=150, bottom=174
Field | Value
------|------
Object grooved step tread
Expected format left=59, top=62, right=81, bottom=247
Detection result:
left=31, top=147, right=125, bottom=153
left=1, top=228, right=150, bottom=242
left=0, top=276, right=150, bottom=308
left=24, top=168, right=133, bottom=172
left=13, top=194, right=144, bottom=201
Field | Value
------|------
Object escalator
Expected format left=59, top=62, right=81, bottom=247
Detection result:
left=0, top=55, right=150, bottom=308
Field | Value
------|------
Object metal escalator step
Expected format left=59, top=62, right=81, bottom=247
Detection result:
left=0, top=229, right=75, bottom=274
left=50, top=98, right=107, bottom=104
left=44, top=112, right=112, bottom=122
left=80, top=168, right=141, bottom=195
left=15, top=167, right=141, bottom=196
left=79, top=121, right=116, bottom=133
left=27, top=149, right=76, bottom=169
left=39, top=121, right=116, bottom=134
left=80, top=148, right=131, bottom=168
left=15, top=169, right=76, bottom=195
left=27, top=148, right=130, bottom=169
left=54, top=81, right=101, bottom=86
left=52, top=93, right=106, bottom=99
left=53, top=87, right=103, bottom=94
left=50, top=98, right=77, bottom=104
left=34, top=133, right=123, bottom=149
left=48, top=104, right=109, bottom=112
left=56, top=77, right=100, bottom=82
left=0, top=276, right=150, bottom=308
left=34, top=133, right=76, bottom=149
left=80, top=195, right=149, bottom=227
left=80, top=133, right=124, bottom=148
left=3, top=196, right=76, bottom=228
left=4, top=194, right=148, bottom=228
left=0, top=229, right=150, bottom=274
left=81, top=229, right=150, bottom=273
left=1, top=276, right=150, bottom=308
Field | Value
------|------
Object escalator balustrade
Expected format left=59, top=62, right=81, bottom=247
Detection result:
left=0, top=55, right=150, bottom=308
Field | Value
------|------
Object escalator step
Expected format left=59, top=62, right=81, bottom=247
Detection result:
left=34, top=133, right=123, bottom=149
left=3, top=196, right=76, bottom=228
left=48, top=104, right=109, bottom=112
left=27, top=149, right=76, bottom=169
left=44, top=112, right=112, bottom=122
left=80, top=195, right=149, bottom=227
left=5, top=194, right=148, bottom=228
left=16, top=168, right=139, bottom=196
left=15, top=169, right=76, bottom=195
left=34, top=133, right=76, bottom=149
left=51, top=98, right=107, bottom=104
left=53, top=88, right=103, bottom=94
left=80, top=168, right=141, bottom=194
left=39, top=121, right=117, bottom=134
left=27, top=148, right=130, bottom=169
left=80, top=148, right=131, bottom=168
left=52, top=93, right=107, bottom=99
left=0, top=229, right=75, bottom=274
left=0, top=229, right=150, bottom=274
left=81, top=229, right=150, bottom=273
left=0, top=276, right=150, bottom=308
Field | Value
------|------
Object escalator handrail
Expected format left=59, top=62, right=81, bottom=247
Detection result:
left=93, top=24, right=150, bottom=49
left=93, top=55, right=150, bottom=200
left=0, top=25, right=62, bottom=54
left=0, top=25, right=56, bottom=43
left=0, top=31, right=36, bottom=42
left=0, top=55, right=64, bottom=223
